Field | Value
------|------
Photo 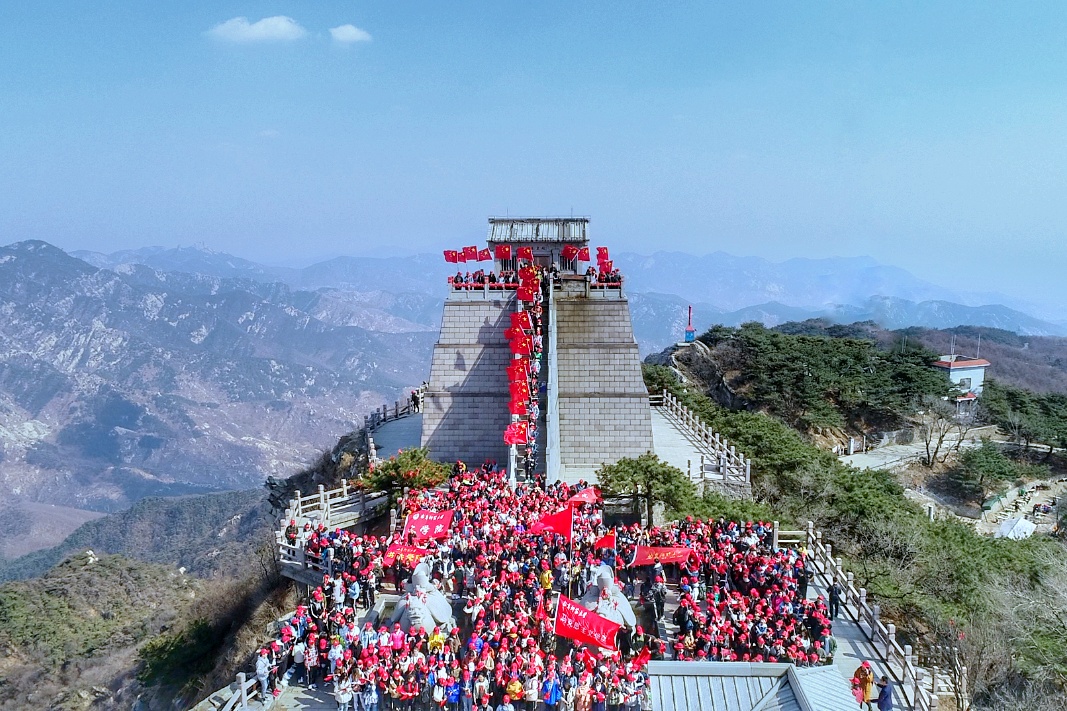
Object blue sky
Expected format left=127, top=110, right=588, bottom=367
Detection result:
left=2, top=3, right=1066, bottom=311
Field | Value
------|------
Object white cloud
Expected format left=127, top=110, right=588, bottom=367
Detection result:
left=329, top=24, right=372, bottom=44
left=258, top=129, right=281, bottom=139
left=207, top=16, right=307, bottom=43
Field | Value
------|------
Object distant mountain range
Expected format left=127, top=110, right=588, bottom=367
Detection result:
left=73, top=244, right=1065, bottom=350
left=5, top=239, right=1060, bottom=514
left=0, top=241, right=435, bottom=511
left=629, top=292, right=1066, bottom=355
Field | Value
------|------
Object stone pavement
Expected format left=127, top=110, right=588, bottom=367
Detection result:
left=650, top=407, right=707, bottom=477
left=271, top=684, right=336, bottom=710
left=370, top=413, right=423, bottom=459
left=806, top=562, right=908, bottom=708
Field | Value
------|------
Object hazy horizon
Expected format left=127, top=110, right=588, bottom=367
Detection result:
left=3, top=4, right=1066, bottom=311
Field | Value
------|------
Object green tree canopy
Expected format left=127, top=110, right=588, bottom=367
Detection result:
left=596, top=453, right=696, bottom=523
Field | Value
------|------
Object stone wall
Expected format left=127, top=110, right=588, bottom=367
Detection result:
left=554, top=297, right=653, bottom=482
left=421, top=296, right=513, bottom=466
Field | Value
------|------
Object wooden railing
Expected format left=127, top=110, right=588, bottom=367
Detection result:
left=649, top=390, right=751, bottom=486
left=776, top=521, right=945, bottom=711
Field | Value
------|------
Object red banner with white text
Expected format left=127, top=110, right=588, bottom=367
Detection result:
left=383, top=543, right=429, bottom=566
left=628, top=545, right=693, bottom=567
left=402, top=509, right=455, bottom=541
left=554, top=595, right=620, bottom=651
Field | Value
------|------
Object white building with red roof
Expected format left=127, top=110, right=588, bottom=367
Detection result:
left=932, top=355, right=990, bottom=413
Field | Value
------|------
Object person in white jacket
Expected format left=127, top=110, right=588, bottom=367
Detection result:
left=334, top=672, right=355, bottom=711
left=255, top=649, right=272, bottom=701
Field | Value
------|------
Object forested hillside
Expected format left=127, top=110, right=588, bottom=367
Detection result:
left=644, top=324, right=1067, bottom=704
left=693, top=322, right=949, bottom=432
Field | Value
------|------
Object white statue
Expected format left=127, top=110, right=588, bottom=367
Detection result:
left=391, top=559, right=455, bottom=634
left=579, top=555, right=637, bottom=628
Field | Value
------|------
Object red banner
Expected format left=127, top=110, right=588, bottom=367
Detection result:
left=477, top=248, right=492, bottom=261
left=554, top=595, right=620, bottom=651
left=495, top=244, right=512, bottom=260
left=402, top=509, right=455, bottom=541
left=463, top=246, right=478, bottom=261
left=383, top=543, right=429, bottom=566
left=531, top=507, right=572, bottom=541
left=628, top=545, right=693, bottom=567
left=517, top=246, right=533, bottom=261
left=567, top=487, right=599, bottom=506
left=444, top=250, right=459, bottom=263
left=577, top=247, right=590, bottom=261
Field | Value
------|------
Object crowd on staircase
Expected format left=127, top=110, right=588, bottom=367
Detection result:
left=258, top=461, right=835, bottom=710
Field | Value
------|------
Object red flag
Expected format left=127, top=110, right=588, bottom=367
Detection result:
left=510, top=312, right=532, bottom=330
left=504, top=421, right=529, bottom=445
left=517, top=286, right=535, bottom=303
left=567, top=487, right=600, bottom=506
left=517, top=246, right=533, bottom=261
left=594, top=530, right=616, bottom=550
left=554, top=595, right=620, bottom=650
left=444, top=250, right=459, bottom=263
left=457, top=250, right=467, bottom=263
left=596, top=246, right=609, bottom=258
left=509, top=400, right=528, bottom=416
left=402, top=509, right=455, bottom=541
left=507, top=360, right=529, bottom=381
left=463, top=246, right=478, bottom=261
left=505, top=326, right=523, bottom=341
left=477, top=248, right=492, bottom=261
left=533, top=508, right=573, bottom=541
left=561, top=244, right=579, bottom=260
left=633, top=645, right=652, bottom=668
left=509, top=380, right=530, bottom=400
left=383, top=543, right=429, bottom=566
left=577, top=247, right=590, bottom=261
left=599, top=260, right=613, bottom=273
left=628, top=545, right=693, bottom=567
left=509, top=335, right=532, bottom=355
left=495, top=244, right=512, bottom=260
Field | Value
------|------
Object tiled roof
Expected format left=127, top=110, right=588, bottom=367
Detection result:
left=648, top=661, right=857, bottom=711
left=932, top=358, right=990, bottom=369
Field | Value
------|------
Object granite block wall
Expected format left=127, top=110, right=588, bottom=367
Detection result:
left=421, top=297, right=514, bottom=466
left=554, top=297, right=653, bottom=479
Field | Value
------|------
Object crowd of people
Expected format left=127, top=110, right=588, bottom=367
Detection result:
left=260, top=462, right=836, bottom=710
left=582, top=266, right=623, bottom=286
left=451, top=270, right=517, bottom=288
left=506, top=269, right=545, bottom=482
